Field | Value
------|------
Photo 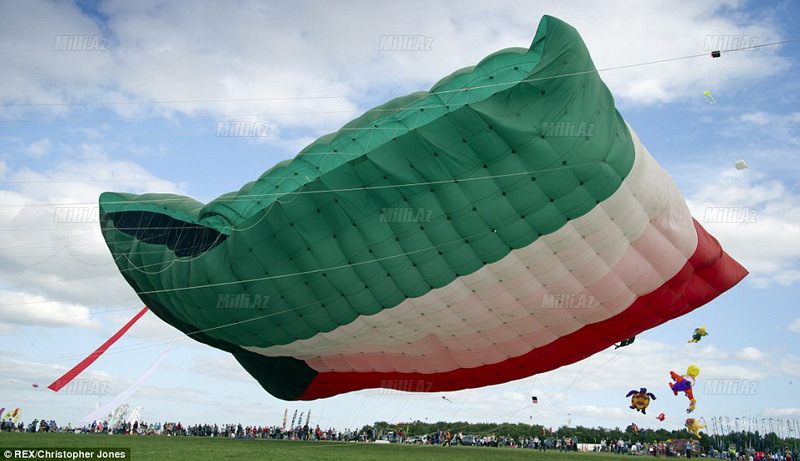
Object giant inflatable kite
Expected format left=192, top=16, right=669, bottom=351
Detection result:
left=99, top=16, right=747, bottom=400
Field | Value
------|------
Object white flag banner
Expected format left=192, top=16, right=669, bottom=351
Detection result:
left=77, top=344, right=171, bottom=427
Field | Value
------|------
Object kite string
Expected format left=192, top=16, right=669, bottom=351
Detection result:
left=523, top=348, right=623, bottom=422
left=4, top=36, right=794, bottom=113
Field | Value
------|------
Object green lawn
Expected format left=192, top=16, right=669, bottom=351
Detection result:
left=0, top=433, right=628, bottom=460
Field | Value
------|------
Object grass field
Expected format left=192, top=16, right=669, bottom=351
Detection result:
left=0, top=433, right=630, bottom=460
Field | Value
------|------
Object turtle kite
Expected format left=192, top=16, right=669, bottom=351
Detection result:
left=626, top=387, right=657, bottom=414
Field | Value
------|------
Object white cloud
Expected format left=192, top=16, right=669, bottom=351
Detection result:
left=739, top=111, right=800, bottom=126
left=763, top=408, right=800, bottom=418
left=689, top=344, right=730, bottom=361
left=687, top=172, right=800, bottom=287
left=566, top=404, right=626, bottom=418
left=731, top=111, right=800, bottom=149
left=788, top=319, right=800, bottom=332
left=777, top=355, right=800, bottom=379
left=189, top=355, right=259, bottom=383
left=24, top=138, right=51, bottom=157
left=0, top=0, right=789, bottom=126
left=736, top=347, right=768, bottom=361
left=0, top=156, right=183, bottom=310
left=701, top=364, right=767, bottom=381
left=0, top=289, right=100, bottom=328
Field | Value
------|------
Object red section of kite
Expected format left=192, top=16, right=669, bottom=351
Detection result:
left=48, top=306, right=149, bottom=392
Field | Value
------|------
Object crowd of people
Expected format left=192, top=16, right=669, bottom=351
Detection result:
left=3, top=417, right=798, bottom=459
left=590, top=438, right=798, bottom=460
left=0, top=418, right=579, bottom=449
left=1, top=418, right=370, bottom=442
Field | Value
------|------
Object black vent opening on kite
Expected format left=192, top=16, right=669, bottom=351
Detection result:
left=105, top=211, right=227, bottom=257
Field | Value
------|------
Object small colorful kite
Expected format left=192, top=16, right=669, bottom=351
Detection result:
left=685, top=418, right=706, bottom=438
left=5, top=408, right=21, bottom=423
left=669, top=365, right=700, bottom=413
left=687, top=327, right=708, bottom=343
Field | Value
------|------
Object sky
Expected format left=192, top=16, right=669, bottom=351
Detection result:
left=1, top=0, right=799, bottom=436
